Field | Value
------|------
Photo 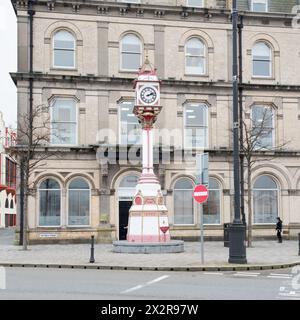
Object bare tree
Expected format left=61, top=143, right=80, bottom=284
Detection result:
left=241, top=106, right=288, bottom=247
left=8, top=104, right=58, bottom=250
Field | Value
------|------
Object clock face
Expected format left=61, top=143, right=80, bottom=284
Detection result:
left=140, top=86, right=158, bottom=105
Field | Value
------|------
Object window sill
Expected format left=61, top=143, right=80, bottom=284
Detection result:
left=253, top=147, right=275, bottom=151
left=251, top=10, right=268, bottom=13
left=172, top=225, right=197, bottom=229
left=186, top=5, right=204, bottom=8
left=37, top=226, right=93, bottom=230
left=37, top=226, right=62, bottom=229
left=183, top=147, right=209, bottom=151
left=184, top=73, right=209, bottom=78
left=251, top=76, right=274, bottom=80
left=50, top=67, right=78, bottom=72
left=66, top=226, right=91, bottom=229
left=119, top=70, right=139, bottom=74
left=252, top=224, right=278, bottom=229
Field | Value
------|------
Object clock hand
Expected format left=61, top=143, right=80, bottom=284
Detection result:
left=146, top=92, right=154, bottom=97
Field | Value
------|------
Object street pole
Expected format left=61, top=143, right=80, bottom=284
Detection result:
left=228, top=0, right=247, bottom=264
left=238, top=15, right=246, bottom=227
left=196, top=154, right=205, bottom=264
left=19, top=159, right=24, bottom=246
left=199, top=202, right=204, bottom=265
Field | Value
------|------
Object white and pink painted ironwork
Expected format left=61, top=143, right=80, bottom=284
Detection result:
left=126, top=58, right=170, bottom=243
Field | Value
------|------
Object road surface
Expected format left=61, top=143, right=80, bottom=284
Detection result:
left=0, top=267, right=299, bottom=300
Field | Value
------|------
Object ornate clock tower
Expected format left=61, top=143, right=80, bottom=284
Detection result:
left=126, top=57, right=171, bottom=243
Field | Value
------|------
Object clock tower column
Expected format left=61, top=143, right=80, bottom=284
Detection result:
left=126, top=57, right=170, bottom=243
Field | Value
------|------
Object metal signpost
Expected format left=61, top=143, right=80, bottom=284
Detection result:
left=195, top=153, right=209, bottom=264
left=193, top=184, right=209, bottom=265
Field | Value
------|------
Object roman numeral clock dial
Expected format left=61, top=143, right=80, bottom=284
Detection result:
left=139, top=86, right=158, bottom=105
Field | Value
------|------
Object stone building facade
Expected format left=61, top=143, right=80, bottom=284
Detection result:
left=11, top=0, right=300, bottom=243
left=0, top=111, right=17, bottom=228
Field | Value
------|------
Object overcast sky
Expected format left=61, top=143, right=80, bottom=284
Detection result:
left=0, top=0, right=17, bottom=128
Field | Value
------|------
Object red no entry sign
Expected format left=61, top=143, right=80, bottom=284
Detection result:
left=193, top=184, right=209, bottom=203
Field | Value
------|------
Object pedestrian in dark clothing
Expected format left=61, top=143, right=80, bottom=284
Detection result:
left=276, top=217, right=283, bottom=243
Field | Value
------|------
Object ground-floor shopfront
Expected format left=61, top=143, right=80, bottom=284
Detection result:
left=0, top=187, right=16, bottom=228
left=19, top=148, right=300, bottom=244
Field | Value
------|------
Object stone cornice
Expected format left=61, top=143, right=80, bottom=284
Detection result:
left=93, top=145, right=300, bottom=157
left=11, top=0, right=296, bottom=26
left=10, top=72, right=232, bottom=89
left=13, top=144, right=300, bottom=158
left=10, top=72, right=300, bottom=92
left=240, top=83, right=300, bottom=92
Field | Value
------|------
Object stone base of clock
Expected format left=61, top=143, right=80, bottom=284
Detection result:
left=112, top=240, right=184, bottom=254
left=127, top=209, right=171, bottom=243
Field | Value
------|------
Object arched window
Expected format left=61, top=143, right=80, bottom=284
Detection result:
left=53, top=30, right=75, bottom=68
left=5, top=198, right=9, bottom=208
left=185, top=38, right=206, bottom=75
left=174, top=178, right=194, bottom=225
left=119, top=101, right=141, bottom=145
left=203, top=178, right=221, bottom=224
left=10, top=199, right=14, bottom=209
left=252, top=105, right=274, bottom=149
left=39, top=179, right=61, bottom=226
left=68, top=178, right=90, bottom=226
left=118, top=175, right=139, bottom=201
left=51, top=99, right=77, bottom=145
left=253, top=175, right=278, bottom=224
left=120, top=34, right=142, bottom=71
left=252, top=42, right=272, bottom=77
left=184, top=103, right=208, bottom=149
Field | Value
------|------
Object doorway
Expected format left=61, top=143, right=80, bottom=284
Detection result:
left=118, top=174, right=139, bottom=240
left=119, top=201, right=132, bottom=240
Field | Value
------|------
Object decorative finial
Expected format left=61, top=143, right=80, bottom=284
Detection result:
left=139, top=51, right=155, bottom=74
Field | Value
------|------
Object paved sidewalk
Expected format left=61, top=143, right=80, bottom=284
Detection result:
left=0, top=240, right=299, bottom=271
left=0, top=228, right=15, bottom=245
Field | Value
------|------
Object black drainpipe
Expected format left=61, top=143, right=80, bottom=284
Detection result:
left=19, top=0, right=35, bottom=246
left=238, top=15, right=246, bottom=226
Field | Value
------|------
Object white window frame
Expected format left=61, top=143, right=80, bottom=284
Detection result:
left=67, top=178, right=91, bottom=227
left=253, top=175, right=279, bottom=225
left=50, top=98, right=78, bottom=146
left=119, top=100, right=141, bottom=145
left=184, top=103, right=208, bottom=149
left=252, top=42, right=272, bottom=78
left=173, top=178, right=195, bottom=226
left=120, top=34, right=142, bottom=72
left=251, top=105, right=275, bottom=149
left=38, top=179, right=62, bottom=228
left=185, top=38, right=206, bottom=76
left=52, top=30, right=76, bottom=69
left=251, top=0, right=268, bottom=12
left=187, top=0, right=204, bottom=8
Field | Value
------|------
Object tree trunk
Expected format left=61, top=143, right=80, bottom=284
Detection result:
left=247, top=165, right=252, bottom=247
left=22, top=188, right=28, bottom=250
